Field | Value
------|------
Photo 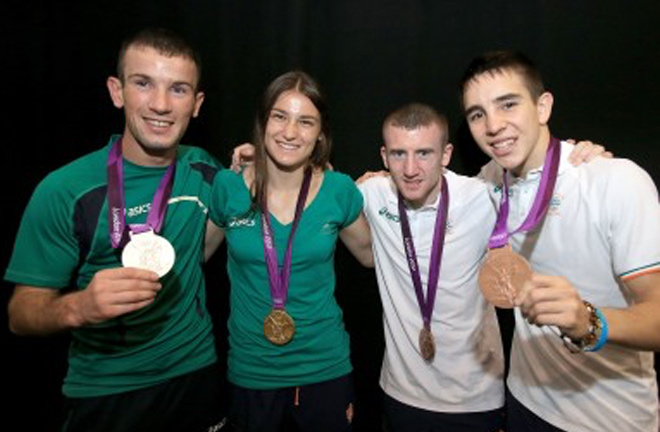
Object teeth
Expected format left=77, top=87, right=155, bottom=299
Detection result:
left=492, top=139, right=514, bottom=149
left=147, top=119, right=170, bottom=127
left=279, top=142, right=298, bottom=150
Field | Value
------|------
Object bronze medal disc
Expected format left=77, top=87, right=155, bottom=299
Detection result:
left=478, top=247, right=532, bottom=309
left=418, top=327, right=436, bottom=362
left=263, top=309, right=295, bottom=345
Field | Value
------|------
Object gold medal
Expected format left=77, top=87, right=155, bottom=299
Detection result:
left=418, top=327, right=436, bottom=362
left=263, top=309, right=295, bottom=345
left=478, top=245, right=532, bottom=308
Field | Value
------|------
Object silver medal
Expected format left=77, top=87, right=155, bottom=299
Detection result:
left=121, top=230, right=175, bottom=277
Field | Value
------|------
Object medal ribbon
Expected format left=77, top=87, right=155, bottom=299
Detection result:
left=488, top=137, right=561, bottom=249
left=107, top=138, right=176, bottom=248
left=261, top=168, right=312, bottom=309
left=398, top=175, right=449, bottom=329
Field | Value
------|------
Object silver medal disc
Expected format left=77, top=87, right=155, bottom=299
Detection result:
left=121, top=231, right=175, bottom=277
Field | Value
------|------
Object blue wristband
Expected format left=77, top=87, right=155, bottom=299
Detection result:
left=585, top=308, right=608, bottom=352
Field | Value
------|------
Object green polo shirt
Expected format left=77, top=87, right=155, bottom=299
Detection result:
left=210, top=169, right=362, bottom=389
left=5, top=136, right=221, bottom=397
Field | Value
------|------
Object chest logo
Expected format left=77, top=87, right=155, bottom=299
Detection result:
left=228, top=217, right=256, bottom=228
left=378, top=206, right=400, bottom=223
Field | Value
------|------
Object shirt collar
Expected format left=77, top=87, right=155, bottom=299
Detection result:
left=507, top=140, right=571, bottom=185
left=386, top=172, right=447, bottom=212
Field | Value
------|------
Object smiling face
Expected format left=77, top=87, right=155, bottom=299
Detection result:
left=463, top=69, right=553, bottom=177
left=107, top=45, right=204, bottom=166
left=264, top=90, right=322, bottom=172
left=381, top=123, right=453, bottom=209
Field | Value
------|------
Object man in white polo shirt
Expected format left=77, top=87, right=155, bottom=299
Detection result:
left=461, top=50, right=660, bottom=432
left=358, top=103, right=506, bottom=431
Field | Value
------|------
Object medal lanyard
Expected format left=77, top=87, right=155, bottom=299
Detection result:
left=107, top=138, right=176, bottom=248
left=261, top=167, right=312, bottom=310
left=488, top=137, right=561, bottom=250
left=398, top=175, right=449, bottom=329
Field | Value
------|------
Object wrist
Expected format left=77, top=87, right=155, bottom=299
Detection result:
left=560, top=300, right=608, bottom=353
left=61, top=292, right=88, bottom=329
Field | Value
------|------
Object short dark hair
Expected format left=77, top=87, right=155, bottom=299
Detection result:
left=383, top=103, right=449, bottom=146
left=116, top=28, right=202, bottom=88
left=460, top=50, right=545, bottom=102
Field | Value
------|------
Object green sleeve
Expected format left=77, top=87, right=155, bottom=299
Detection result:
left=209, top=169, right=231, bottom=228
left=336, top=172, right=364, bottom=228
left=5, top=175, right=80, bottom=288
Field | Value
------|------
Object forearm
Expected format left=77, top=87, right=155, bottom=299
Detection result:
left=348, top=242, right=375, bottom=268
left=340, top=214, right=375, bottom=268
left=204, top=220, right=225, bottom=262
left=8, top=286, right=84, bottom=336
left=603, top=304, right=660, bottom=351
left=600, top=272, right=660, bottom=351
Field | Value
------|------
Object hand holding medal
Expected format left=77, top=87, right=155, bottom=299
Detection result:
left=514, top=273, right=607, bottom=352
left=476, top=138, right=608, bottom=352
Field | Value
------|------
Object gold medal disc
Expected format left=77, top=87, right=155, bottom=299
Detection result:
left=263, top=309, right=295, bottom=345
left=478, top=246, right=532, bottom=308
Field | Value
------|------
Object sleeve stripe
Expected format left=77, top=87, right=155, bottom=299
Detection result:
left=620, top=263, right=660, bottom=281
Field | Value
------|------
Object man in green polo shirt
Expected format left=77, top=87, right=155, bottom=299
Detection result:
left=5, top=28, right=225, bottom=432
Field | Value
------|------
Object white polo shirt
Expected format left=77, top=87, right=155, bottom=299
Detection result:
left=359, top=170, right=505, bottom=413
left=480, top=141, right=660, bottom=432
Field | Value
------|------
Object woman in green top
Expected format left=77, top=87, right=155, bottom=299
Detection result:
left=210, top=71, right=373, bottom=432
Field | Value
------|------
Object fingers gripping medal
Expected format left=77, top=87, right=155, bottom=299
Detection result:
left=261, top=168, right=312, bottom=345
left=107, top=138, right=177, bottom=277
left=479, top=137, right=561, bottom=307
left=398, top=176, right=449, bottom=363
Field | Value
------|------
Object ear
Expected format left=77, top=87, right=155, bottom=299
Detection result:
left=441, top=143, right=454, bottom=168
left=380, top=145, right=389, bottom=169
left=107, top=76, right=125, bottom=109
left=537, top=91, right=554, bottom=125
left=192, top=91, right=205, bottom=118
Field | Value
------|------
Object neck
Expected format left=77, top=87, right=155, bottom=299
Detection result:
left=403, top=177, right=443, bottom=210
left=266, top=159, right=310, bottom=192
left=120, top=135, right=177, bottom=167
left=405, top=183, right=441, bottom=210
left=512, top=127, right=551, bottom=178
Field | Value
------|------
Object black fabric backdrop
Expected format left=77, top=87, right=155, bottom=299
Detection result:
left=2, top=1, right=659, bottom=430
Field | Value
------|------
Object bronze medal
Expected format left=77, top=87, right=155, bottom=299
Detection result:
left=263, top=309, right=295, bottom=345
left=478, top=246, right=532, bottom=308
left=418, top=327, right=436, bottom=362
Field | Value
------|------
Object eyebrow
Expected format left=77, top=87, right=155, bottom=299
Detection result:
left=464, top=92, right=523, bottom=117
left=271, top=108, right=320, bottom=121
left=388, top=147, right=435, bottom=153
left=126, top=73, right=151, bottom=81
left=494, top=92, right=522, bottom=103
left=126, top=73, right=195, bottom=89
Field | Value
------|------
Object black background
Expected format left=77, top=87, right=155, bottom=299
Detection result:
left=2, top=1, right=659, bottom=430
